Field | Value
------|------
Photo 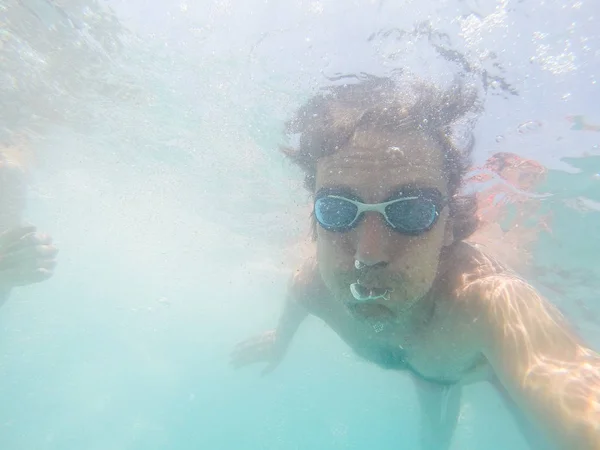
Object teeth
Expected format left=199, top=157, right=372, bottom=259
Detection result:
left=350, top=283, right=390, bottom=302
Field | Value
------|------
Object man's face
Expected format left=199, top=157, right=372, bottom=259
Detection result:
left=314, top=129, right=452, bottom=321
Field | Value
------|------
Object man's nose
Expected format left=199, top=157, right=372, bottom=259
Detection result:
left=354, top=213, right=391, bottom=267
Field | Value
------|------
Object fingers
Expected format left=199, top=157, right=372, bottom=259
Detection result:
left=230, top=342, right=268, bottom=368
left=230, top=331, right=277, bottom=369
left=0, top=226, right=37, bottom=248
left=0, top=229, right=58, bottom=288
left=232, top=332, right=273, bottom=352
left=2, top=232, right=55, bottom=253
left=0, top=267, right=54, bottom=288
left=0, top=243, right=59, bottom=270
left=17, top=267, right=54, bottom=285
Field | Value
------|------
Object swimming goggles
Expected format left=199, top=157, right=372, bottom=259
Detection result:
left=314, top=188, right=446, bottom=235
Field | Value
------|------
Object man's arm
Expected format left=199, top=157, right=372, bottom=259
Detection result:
left=258, top=259, right=321, bottom=373
left=462, top=275, right=600, bottom=449
left=273, top=258, right=319, bottom=346
left=230, top=258, right=317, bottom=373
left=272, top=284, right=309, bottom=351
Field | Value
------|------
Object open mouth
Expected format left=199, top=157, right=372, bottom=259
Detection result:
left=349, top=282, right=391, bottom=302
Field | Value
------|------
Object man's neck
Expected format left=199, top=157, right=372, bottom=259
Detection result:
left=389, top=244, right=463, bottom=345
left=390, top=288, right=437, bottom=346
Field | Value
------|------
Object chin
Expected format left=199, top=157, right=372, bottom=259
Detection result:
left=349, top=301, right=395, bottom=317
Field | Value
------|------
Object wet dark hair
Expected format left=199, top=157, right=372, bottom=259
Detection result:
left=281, top=75, right=481, bottom=242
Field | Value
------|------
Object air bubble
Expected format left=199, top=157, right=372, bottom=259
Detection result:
left=517, top=121, right=542, bottom=134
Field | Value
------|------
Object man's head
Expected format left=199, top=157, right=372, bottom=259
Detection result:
left=282, top=76, right=480, bottom=320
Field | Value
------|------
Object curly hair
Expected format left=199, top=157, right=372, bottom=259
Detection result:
left=281, top=75, right=481, bottom=242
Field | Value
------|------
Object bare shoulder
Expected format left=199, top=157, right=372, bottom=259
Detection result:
left=432, top=241, right=546, bottom=340
left=448, top=241, right=512, bottom=281
left=445, top=242, right=581, bottom=353
left=439, top=241, right=526, bottom=306
left=433, top=242, right=513, bottom=314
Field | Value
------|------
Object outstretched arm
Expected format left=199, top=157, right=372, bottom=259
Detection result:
left=272, top=283, right=309, bottom=352
left=1, top=153, right=57, bottom=305
left=231, top=259, right=318, bottom=374
left=463, top=275, right=600, bottom=449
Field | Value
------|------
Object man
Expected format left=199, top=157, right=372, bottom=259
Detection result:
left=231, top=76, right=600, bottom=449
left=0, top=140, right=58, bottom=307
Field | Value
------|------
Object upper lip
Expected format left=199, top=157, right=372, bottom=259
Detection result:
left=355, top=282, right=390, bottom=291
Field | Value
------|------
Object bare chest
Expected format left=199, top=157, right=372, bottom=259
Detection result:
left=305, top=296, right=489, bottom=385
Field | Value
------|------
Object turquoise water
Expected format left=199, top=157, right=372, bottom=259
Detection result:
left=1, top=1, right=600, bottom=449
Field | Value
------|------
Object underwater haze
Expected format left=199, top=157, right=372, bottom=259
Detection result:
left=1, top=0, right=600, bottom=449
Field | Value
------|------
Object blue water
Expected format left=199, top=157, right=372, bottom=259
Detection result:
left=1, top=1, right=600, bottom=449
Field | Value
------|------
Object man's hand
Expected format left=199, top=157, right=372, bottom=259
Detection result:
left=0, top=225, right=58, bottom=289
left=230, top=330, right=285, bottom=376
